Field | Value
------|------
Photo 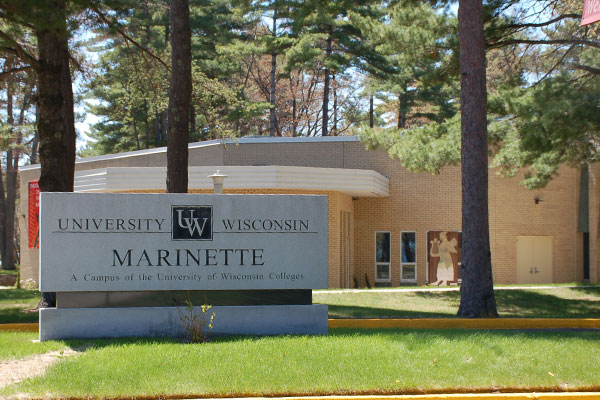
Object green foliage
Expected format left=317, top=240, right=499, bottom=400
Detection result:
left=177, top=299, right=215, bottom=343
left=490, top=74, right=600, bottom=188
left=360, top=114, right=461, bottom=174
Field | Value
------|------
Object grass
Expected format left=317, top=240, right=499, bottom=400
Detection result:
left=315, top=286, right=600, bottom=318
left=0, top=331, right=67, bottom=361
left=1, top=287, right=599, bottom=324
left=0, top=289, right=40, bottom=323
left=0, top=269, right=18, bottom=276
left=2, top=329, right=600, bottom=398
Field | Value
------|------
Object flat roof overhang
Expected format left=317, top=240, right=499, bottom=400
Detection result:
left=74, top=166, right=389, bottom=198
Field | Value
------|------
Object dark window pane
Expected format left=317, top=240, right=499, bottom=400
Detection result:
left=402, top=232, right=416, bottom=263
left=377, top=264, right=390, bottom=280
left=376, top=232, right=390, bottom=263
left=402, top=265, right=416, bottom=280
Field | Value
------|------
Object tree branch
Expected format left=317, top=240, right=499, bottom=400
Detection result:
left=89, top=5, right=170, bottom=71
left=533, top=45, right=575, bottom=86
left=488, top=38, right=600, bottom=50
left=493, top=13, right=580, bottom=31
left=569, top=63, right=600, bottom=75
left=0, top=65, right=34, bottom=79
left=0, top=30, right=39, bottom=68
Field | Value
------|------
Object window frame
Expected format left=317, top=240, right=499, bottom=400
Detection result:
left=375, top=231, right=391, bottom=282
left=400, top=231, right=417, bottom=283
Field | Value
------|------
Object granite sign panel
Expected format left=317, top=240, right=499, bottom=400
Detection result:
left=40, top=193, right=328, bottom=292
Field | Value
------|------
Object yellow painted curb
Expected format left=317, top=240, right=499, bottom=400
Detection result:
left=0, top=323, right=38, bottom=332
left=328, top=318, right=600, bottom=330
left=2, top=319, right=600, bottom=333
left=214, top=393, right=600, bottom=400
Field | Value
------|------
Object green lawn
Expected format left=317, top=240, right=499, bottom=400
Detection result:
left=0, top=289, right=40, bottom=323
left=1, top=287, right=600, bottom=324
left=315, top=286, right=600, bottom=318
left=2, top=329, right=600, bottom=398
left=0, top=331, right=67, bottom=360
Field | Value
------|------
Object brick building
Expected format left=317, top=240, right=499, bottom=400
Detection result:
left=18, top=136, right=597, bottom=288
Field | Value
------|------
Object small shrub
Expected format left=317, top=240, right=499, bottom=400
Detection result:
left=353, top=275, right=359, bottom=289
left=364, top=273, right=371, bottom=289
left=178, top=299, right=215, bottom=343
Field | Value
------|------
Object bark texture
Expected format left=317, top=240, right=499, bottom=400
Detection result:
left=166, top=0, right=191, bottom=193
left=457, top=0, right=498, bottom=317
left=269, top=9, right=278, bottom=137
left=322, top=31, right=333, bottom=136
left=35, top=0, right=76, bottom=193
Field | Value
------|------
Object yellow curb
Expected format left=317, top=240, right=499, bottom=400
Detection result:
left=2, top=319, right=600, bottom=333
left=0, top=323, right=38, bottom=332
left=328, top=319, right=600, bottom=330
left=203, top=393, right=600, bottom=400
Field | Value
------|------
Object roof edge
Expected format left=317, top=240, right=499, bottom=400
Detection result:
left=21, top=135, right=361, bottom=171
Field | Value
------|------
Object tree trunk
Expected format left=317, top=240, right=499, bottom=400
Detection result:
left=190, top=104, right=196, bottom=141
left=31, top=104, right=39, bottom=164
left=369, top=95, right=374, bottom=128
left=397, top=92, right=406, bottom=129
left=322, top=30, right=333, bottom=137
left=3, top=76, right=17, bottom=270
left=332, top=75, right=338, bottom=136
left=36, top=0, right=76, bottom=308
left=166, top=0, right=191, bottom=193
left=269, top=8, right=278, bottom=137
left=36, top=0, right=76, bottom=193
left=457, top=0, right=498, bottom=318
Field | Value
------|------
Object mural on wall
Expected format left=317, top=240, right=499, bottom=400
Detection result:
left=28, top=181, right=40, bottom=249
left=428, top=231, right=461, bottom=285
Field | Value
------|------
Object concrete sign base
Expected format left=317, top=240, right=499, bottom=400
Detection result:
left=39, top=304, right=328, bottom=340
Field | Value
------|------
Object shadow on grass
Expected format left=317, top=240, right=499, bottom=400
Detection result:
left=326, top=304, right=454, bottom=318
left=0, top=308, right=38, bottom=323
left=0, top=289, right=40, bottom=302
left=51, top=327, right=600, bottom=350
left=326, top=289, right=600, bottom=318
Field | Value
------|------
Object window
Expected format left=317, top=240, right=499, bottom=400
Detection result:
left=401, top=232, right=417, bottom=282
left=375, top=232, right=391, bottom=281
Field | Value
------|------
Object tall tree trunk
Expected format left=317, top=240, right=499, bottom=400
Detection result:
left=2, top=73, right=16, bottom=270
left=133, top=118, right=141, bottom=150
left=290, top=73, right=298, bottom=136
left=31, top=105, right=39, bottom=164
left=369, top=95, right=374, bottom=128
left=154, top=114, right=161, bottom=144
left=332, top=75, right=338, bottom=136
left=190, top=104, right=196, bottom=141
left=397, top=92, right=406, bottom=129
left=0, top=161, right=6, bottom=271
left=457, top=0, right=498, bottom=318
left=36, top=0, right=76, bottom=307
left=36, top=1, right=76, bottom=193
left=269, top=8, right=278, bottom=137
left=167, top=0, right=191, bottom=193
left=322, top=30, right=333, bottom=137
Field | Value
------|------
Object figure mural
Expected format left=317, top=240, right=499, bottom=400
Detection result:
left=428, top=231, right=461, bottom=285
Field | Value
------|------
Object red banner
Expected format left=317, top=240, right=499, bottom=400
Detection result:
left=582, top=0, right=600, bottom=25
left=28, top=181, right=40, bottom=249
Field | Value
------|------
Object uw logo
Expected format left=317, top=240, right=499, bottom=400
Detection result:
left=171, top=206, right=213, bottom=240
